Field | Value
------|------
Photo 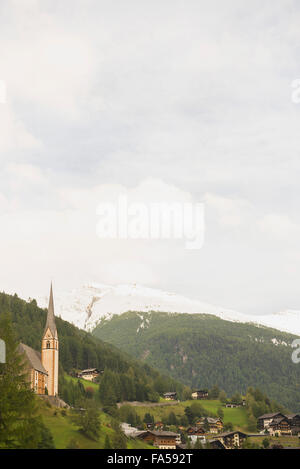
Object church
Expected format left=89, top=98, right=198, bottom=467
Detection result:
left=18, top=284, right=59, bottom=396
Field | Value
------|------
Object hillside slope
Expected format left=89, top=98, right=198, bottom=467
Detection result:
left=93, top=311, right=300, bottom=410
left=0, top=292, right=187, bottom=402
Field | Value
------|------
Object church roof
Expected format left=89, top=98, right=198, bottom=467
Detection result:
left=18, top=343, right=48, bottom=375
left=43, top=283, right=58, bottom=337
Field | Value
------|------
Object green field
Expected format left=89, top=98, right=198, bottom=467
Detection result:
left=248, top=435, right=300, bottom=448
left=64, top=373, right=99, bottom=391
left=120, top=399, right=250, bottom=431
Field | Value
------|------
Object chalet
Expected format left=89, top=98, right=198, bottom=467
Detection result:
left=191, top=390, right=209, bottom=400
left=187, top=426, right=206, bottom=436
left=138, top=430, right=180, bottom=449
left=268, top=416, right=291, bottom=436
left=257, top=412, right=286, bottom=430
left=287, top=414, right=300, bottom=428
left=77, top=368, right=100, bottom=382
left=154, top=422, right=164, bottom=430
left=209, top=439, right=226, bottom=449
left=163, top=392, right=177, bottom=401
left=215, top=431, right=247, bottom=449
left=291, top=426, right=300, bottom=437
left=197, top=417, right=223, bottom=434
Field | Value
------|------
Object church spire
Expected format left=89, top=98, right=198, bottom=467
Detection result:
left=43, top=282, right=57, bottom=337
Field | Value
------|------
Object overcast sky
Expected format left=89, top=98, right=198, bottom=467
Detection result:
left=0, top=0, right=300, bottom=314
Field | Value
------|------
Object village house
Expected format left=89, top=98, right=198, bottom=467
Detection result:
left=197, top=417, right=223, bottom=434
left=18, top=284, right=59, bottom=397
left=138, top=430, right=180, bottom=449
left=77, top=368, right=101, bottom=382
left=291, top=427, right=300, bottom=437
left=213, top=431, right=247, bottom=449
left=154, top=421, right=164, bottom=430
left=187, top=426, right=206, bottom=436
left=191, top=390, right=209, bottom=400
left=257, top=412, right=286, bottom=430
left=163, top=392, right=177, bottom=401
left=287, top=414, right=300, bottom=428
left=268, top=416, right=292, bottom=436
left=257, top=412, right=300, bottom=434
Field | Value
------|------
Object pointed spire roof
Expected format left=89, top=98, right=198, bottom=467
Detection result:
left=43, top=282, right=57, bottom=337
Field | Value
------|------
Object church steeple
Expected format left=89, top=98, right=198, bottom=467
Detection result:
left=41, top=282, right=59, bottom=396
left=43, top=282, right=57, bottom=338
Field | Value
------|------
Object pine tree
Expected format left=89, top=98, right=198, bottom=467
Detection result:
left=217, top=407, right=224, bottom=420
left=37, top=421, right=55, bottom=449
left=104, top=435, right=112, bottom=449
left=71, top=400, right=101, bottom=440
left=112, top=431, right=127, bottom=449
left=0, top=312, right=41, bottom=448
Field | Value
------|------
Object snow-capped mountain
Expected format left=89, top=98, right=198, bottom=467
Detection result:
left=37, top=283, right=300, bottom=336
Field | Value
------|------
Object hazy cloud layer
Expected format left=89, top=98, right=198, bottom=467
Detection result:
left=0, top=0, right=300, bottom=314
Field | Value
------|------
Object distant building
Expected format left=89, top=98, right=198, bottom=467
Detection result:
left=257, top=412, right=288, bottom=430
left=197, top=417, right=223, bottom=434
left=257, top=412, right=300, bottom=436
left=154, top=421, right=164, bottom=430
left=191, top=390, right=208, bottom=400
left=77, top=368, right=101, bottom=382
left=287, top=414, right=300, bottom=428
left=187, top=426, right=206, bottom=436
left=268, top=416, right=291, bottom=436
left=213, top=431, right=247, bottom=449
left=163, top=392, right=177, bottom=401
left=138, top=430, right=180, bottom=449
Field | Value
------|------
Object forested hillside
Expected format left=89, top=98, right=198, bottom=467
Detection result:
left=0, top=292, right=189, bottom=403
left=93, top=311, right=300, bottom=410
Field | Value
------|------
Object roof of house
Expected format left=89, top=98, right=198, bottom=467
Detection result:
left=217, top=431, right=247, bottom=438
left=164, top=392, right=177, bottom=395
left=138, top=430, right=179, bottom=440
left=79, top=368, right=99, bottom=373
left=258, top=412, right=285, bottom=420
left=198, top=417, right=222, bottom=424
left=269, top=416, right=290, bottom=426
left=149, top=430, right=179, bottom=437
left=18, top=343, right=48, bottom=375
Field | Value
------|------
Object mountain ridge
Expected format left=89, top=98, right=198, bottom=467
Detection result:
left=93, top=310, right=300, bottom=411
left=37, top=282, right=300, bottom=336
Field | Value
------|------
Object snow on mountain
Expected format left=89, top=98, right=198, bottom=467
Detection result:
left=36, top=283, right=300, bottom=336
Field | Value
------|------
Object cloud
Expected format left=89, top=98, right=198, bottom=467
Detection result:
left=1, top=1, right=300, bottom=313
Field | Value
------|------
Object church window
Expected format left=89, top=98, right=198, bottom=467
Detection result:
left=46, top=341, right=50, bottom=349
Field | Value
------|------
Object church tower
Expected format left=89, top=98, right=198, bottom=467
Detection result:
left=41, top=283, right=59, bottom=396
